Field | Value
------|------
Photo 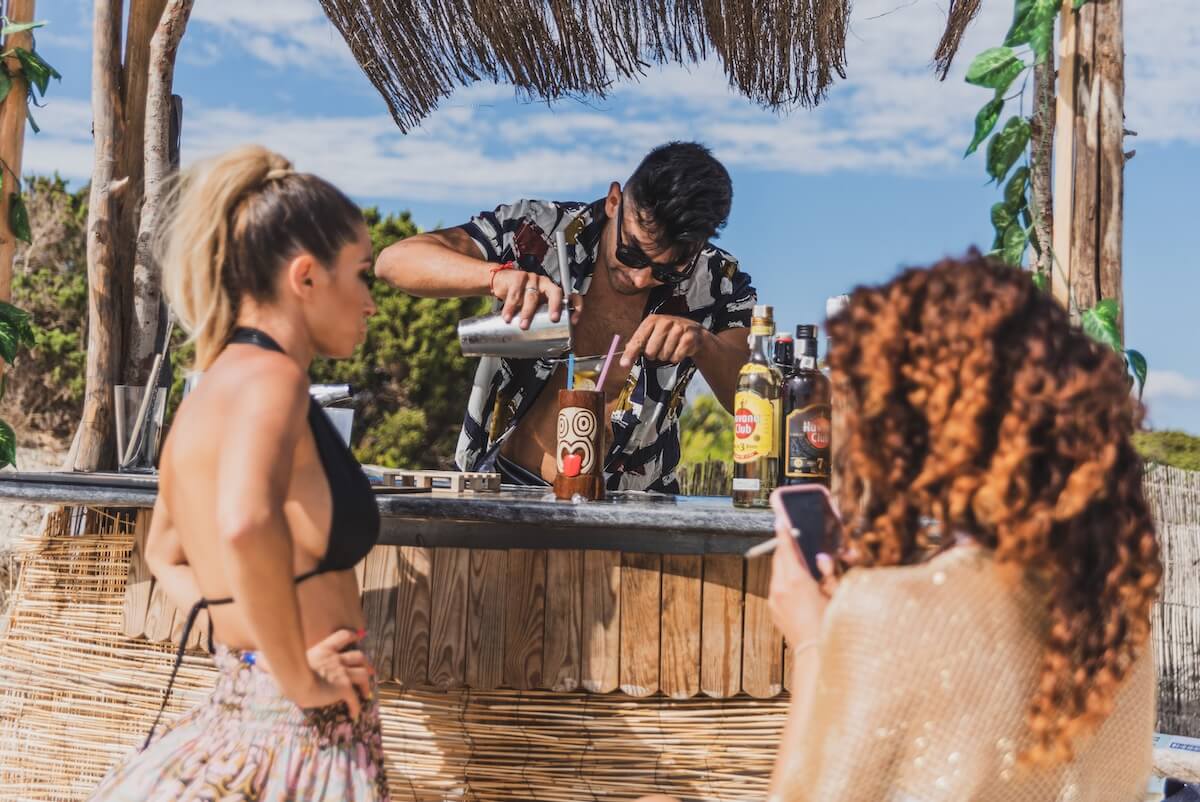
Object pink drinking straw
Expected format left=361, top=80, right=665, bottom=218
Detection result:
left=595, top=335, right=621, bottom=391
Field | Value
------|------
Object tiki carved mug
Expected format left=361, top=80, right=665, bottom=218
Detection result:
left=554, top=389, right=605, bottom=501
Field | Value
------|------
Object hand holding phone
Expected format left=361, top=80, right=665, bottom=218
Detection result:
left=764, top=485, right=842, bottom=580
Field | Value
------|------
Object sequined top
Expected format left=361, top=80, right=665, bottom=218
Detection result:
left=779, top=545, right=1155, bottom=802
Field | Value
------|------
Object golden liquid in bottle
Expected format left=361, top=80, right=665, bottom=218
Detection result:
left=733, top=311, right=782, bottom=508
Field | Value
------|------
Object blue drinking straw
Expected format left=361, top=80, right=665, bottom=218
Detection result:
left=567, top=352, right=575, bottom=390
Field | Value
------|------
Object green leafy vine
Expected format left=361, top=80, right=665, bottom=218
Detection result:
left=0, top=16, right=60, bottom=469
left=962, top=0, right=1145, bottom=399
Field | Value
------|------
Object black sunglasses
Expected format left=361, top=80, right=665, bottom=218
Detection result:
left=614, top=195, right=702, bottom=285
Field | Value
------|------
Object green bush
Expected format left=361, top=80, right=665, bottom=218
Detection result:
left=1, top=175, right=89, bottom=442
left=679, top=393, right=732, bottom=469
left=1134, top=430, right=1200, bottom=472
left=310, top=207, right=489, bottom=469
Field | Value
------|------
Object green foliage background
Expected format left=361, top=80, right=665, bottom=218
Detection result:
left=6, top=176, right=1199, bottom=476
left=3, top=179, right=489, bottom=469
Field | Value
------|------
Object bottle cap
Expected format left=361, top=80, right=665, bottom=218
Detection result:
left=795, top=324, right=818, bottom=340
left=825, top=295, right=849, bottom=319
left=752, top=304, right=774, bottom=320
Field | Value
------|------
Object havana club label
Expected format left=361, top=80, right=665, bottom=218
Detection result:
left=733, top=387, right=780, bottom=465
left=785, top=403, right=831, bottom=478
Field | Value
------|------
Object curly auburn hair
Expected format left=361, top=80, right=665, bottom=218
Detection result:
left=825, top=252, right=1161, bottom=765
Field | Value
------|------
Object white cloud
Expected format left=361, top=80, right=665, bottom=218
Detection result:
left=1143, top=370, right=1200, bottom=403
left=187, top=0, right=355, bottom=70
left=22, top=0, right=1200, bottom=204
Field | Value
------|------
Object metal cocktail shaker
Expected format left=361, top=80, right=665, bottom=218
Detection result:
left=457, top=231, right=574, bottom=359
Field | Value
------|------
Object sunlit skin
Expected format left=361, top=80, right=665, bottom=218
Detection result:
left=375, top=182, right=751, bottom=482
left=146, top=223, right=381, bottom=717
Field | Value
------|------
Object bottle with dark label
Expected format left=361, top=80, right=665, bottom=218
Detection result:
left=733, top=305, right=782, bottom=508
left=773, top=334, right=794, bottom=379
left=782, top=324, right=832, bottom=487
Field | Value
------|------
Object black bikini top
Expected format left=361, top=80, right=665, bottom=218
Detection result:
left=214, top=326, right=381, bottom=587
left=144, top=326, right=380, bottom=749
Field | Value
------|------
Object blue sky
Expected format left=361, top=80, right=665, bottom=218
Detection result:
left=26, top=0, right=1200, bottom=433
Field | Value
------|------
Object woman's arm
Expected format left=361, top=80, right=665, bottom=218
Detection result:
left=143, top=492, right=202, bottom=612
left=214, top=359, right=361, bottom=715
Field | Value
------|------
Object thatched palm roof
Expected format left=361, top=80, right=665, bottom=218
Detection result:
left=318, top=0, right=978, bottom=132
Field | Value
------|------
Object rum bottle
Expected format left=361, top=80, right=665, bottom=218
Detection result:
left=733, top=305, right=782, bottom=508
left=782, top=324, right=832, bottom=487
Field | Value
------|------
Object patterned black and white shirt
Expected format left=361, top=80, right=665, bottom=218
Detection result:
left=454, top=198, right=756, bottom=493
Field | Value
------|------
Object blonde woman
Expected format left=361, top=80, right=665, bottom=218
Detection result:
left=90, top=146, right=388, bottom=800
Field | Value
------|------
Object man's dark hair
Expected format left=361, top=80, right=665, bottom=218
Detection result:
left=625, top=142, right=732, bottom=248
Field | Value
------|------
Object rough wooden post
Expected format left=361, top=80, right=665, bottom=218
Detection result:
left=1051, top=0, right=1078, bottom=311
left=0, top=0, right=34, bottom=305
left=1094, top=0, right=1125, bottom=337
left=72, top=0, right=125, bottom=472
left=1030, top=60, right=1055, bottom=279
left=131, top=0, right=193, bottom=373
left=1068, top=2, right=1099, bottom=315
left=1061, top=0, right=1125, bottom=332
left=120, top=0, right=168, bottom=384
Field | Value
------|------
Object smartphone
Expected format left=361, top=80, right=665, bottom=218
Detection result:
left=768, top=485, right=842, bottom=580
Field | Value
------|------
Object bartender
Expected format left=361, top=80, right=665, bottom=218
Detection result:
left=375, top=142, right=757, bottom=493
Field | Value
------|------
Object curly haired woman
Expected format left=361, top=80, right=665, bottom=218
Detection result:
left=759, top=254, right=1161, bottom=801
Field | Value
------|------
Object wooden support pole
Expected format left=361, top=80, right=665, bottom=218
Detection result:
left=120, top=0, right=168, bottom=384
left=1069, top=1, right=1100, bottom=314
left=130, top=0, right=192, bottom=379
left=72, top=0, right=125, bottom=472
left=1051, top=0, right=1077, bottom=312
left=0, top=0, right=34, bottom=303
left=1059, top=0, right=1125, bottom=330
left=1095, top=0, right=1125, bottom=337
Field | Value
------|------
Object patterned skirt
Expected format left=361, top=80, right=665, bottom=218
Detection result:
left=89, top=645, right=390, bottom=801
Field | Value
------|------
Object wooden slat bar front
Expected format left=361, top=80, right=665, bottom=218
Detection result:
left=6, top=475, right=783, bottom=700
left=120, top=540, right=786, bottom=700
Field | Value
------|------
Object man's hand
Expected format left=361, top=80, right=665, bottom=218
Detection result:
left=621, top=315, right=709, bottom=368
left=492, top=269, right=583, bottom=329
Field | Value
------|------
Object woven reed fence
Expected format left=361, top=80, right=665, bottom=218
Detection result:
left=1146, top=464, right=1200, bottom=739
left=678, top=460, right=1200, bottom=739
left=0, top=508, right=785, bottom=802
left=0, top=463, right=1195, bottom=799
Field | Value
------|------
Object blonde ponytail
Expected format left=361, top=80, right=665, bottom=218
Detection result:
left=157, top=145, right=360, bottom=370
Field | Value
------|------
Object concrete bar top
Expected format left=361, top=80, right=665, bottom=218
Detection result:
left=0, top=472, right=774, bottom=554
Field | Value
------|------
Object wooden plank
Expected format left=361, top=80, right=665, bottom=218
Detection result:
left=466, top=549, right=506, bottom=689
left=360, top=546, right=401, bottom=680
left=144, top=580, right=177, bottom=644
left=428, top=547, right=470, bottom=688
left=743, top=555, right=783, bottom=697
left=619, top=552, right=661, bottom=697
left=393, top=546, right=432, bottom=686
left=1051, top=0, right=1078, bottom=309
left=701, top=554, right=744, bottom=697
left=660, top=554, right=702, bottom=699
left=121, top=509, right=154, bottom=637
left=1094, top=0, right=1125, bottom=333
left=581, top=549, right=620, bottom=693
left=1069, top=1, right=1100, bottom=313
left=503, top=549, right=546, bottom=690
left=543, top=550, right=583, bottom=691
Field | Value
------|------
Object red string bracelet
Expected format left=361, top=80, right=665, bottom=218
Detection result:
left=489, top=261, right=516, bottom=295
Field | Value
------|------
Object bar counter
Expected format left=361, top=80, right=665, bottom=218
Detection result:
left=0, top=471, right=774, bottom=553
left=0, top=471, right=791, bottom=800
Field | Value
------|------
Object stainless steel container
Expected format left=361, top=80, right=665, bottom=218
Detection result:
left=457, top=229, right=574, bottom=359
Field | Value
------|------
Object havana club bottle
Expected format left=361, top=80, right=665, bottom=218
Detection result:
left=782, top=324, right=832, bottom=487
left=733, top=306, right=782, bottom=508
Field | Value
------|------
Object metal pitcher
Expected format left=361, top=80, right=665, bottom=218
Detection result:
left=458, top=230, right=574, bottom=359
